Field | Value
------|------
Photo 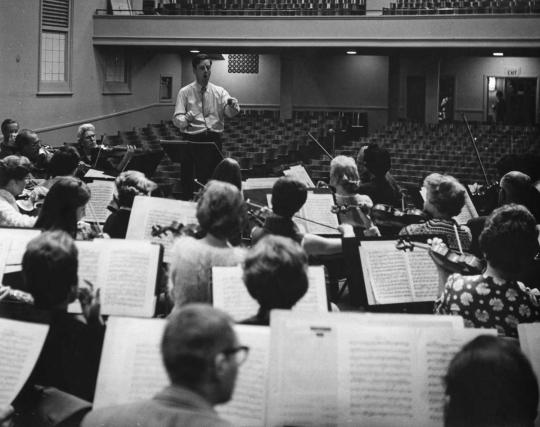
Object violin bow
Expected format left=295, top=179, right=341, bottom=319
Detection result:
left=307, top=132, right=334, bottom=161
left=245, top=199, right=339, bottom=231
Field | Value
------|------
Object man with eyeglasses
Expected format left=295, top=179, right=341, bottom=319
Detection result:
left=82, top=304, right=248, bottom=427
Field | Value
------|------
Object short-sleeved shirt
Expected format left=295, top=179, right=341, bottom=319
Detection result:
left=435, top=273, right=540, bottom=338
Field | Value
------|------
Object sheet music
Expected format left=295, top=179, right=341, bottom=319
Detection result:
left=359, top=240, right=439, bottom=305
left=83, top=180, right=116, bottom=223
left=126, top=196, right=197, bottom=263
left=0, top=228, right=41, bottom=267
left=212, top=266, right=328, bottom=321
left=267, top=191, right=339, bottom=235
left=283, top=165, right=315, bottom=188
left=518, top=323, right=540, bottom=427
left=267, top=310, right=491, bottom=427
left=217, top=326, right=270, bottom=426
left=243, top=177, right=279, bottom=190
left=454, top=190, right=478, bottom=224
left=93, top=317, right=168, bottom=408
left=75, top=239, right=160, bottom=317
left=0, top=318, right=49, bottom=406
left=84, top=168, right=115, bottom=180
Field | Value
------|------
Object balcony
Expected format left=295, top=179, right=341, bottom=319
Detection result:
left=93, top=13, right=540, bottom=49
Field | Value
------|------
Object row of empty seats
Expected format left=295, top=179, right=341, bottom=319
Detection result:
left=382, top=0, right=540, bottom=13
left=109, top=111, right=539, bottom=196
left=143, top=0, right=366, bottom=15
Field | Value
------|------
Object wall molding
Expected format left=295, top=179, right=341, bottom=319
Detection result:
left=294, top=105, right=389, bottom=111
left=34, top=102, right=175, bottom=133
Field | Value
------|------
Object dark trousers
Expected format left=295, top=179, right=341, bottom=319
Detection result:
left=179, top=131, right=223, bottom=200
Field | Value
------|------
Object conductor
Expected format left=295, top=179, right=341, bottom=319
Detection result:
left=173, top=53, right=240, bottom=152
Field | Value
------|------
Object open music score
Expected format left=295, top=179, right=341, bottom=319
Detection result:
left=93, top=317, right=270, bottom=427
left=267, top=310, right=495, bottom=427
left=84, top=168, right=115, bottom=180
left=212, top=265, right=328, bottom=321
left=266, top=190, right=340, bottom=235
left=243, top=177, right=280, bottom=190
left=283, top=164, right=315, bottom=188
left=82, top=180, right=116, bottom=224
left=69, top=239, right=162, bottom=317
left=0, top=318, right=49, bottom=407
left=126, top=196, right=197, bottom=263
left=0, top=228, right=41, bottom=278
left=359, top=239, right=440, bottom=305
left=518, top=323, right=540, bottom=427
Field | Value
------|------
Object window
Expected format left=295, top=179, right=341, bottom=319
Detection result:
left=102, top=49, right=131, bottom=94
left=38, top=0, right=72, bottom=94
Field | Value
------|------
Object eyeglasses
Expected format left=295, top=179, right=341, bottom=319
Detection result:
left=222, top=345, right=250, bottom=366
left=85, top=134, right=96, bottom=139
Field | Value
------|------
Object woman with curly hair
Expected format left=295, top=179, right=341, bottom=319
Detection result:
left=0, top=155, right=37, bottom=227
left=435, top=204, right=540, bottom=337
left=169, top=180, right=246, bottom=307
left=399, top=172, right=472, bottom=251
left=103, top=170, right=157, bottom=238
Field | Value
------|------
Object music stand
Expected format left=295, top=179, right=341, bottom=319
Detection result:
left=160, top=140, right=223, bottom=200
left=123, top=150, right=164, bottom=179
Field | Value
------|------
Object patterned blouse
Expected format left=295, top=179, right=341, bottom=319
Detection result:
left=435, top=273, right=540, bottom=338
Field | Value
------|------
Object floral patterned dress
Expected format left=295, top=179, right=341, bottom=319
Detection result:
left=435, top=273, right=540, bottom=338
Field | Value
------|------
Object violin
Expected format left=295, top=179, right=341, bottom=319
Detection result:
left=151, top=221, right=204, bottom=239
left=396, top=237, right=485, bottom=275
left=331, top=204, right=381, bottom=237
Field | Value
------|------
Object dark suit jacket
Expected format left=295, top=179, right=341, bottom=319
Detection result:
left=81, top=385, right=233, bottom=427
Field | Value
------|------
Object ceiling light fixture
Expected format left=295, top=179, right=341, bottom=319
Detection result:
left=346, top=50, right=357, bottom=55
left=493, top=52, right=504, bottom=57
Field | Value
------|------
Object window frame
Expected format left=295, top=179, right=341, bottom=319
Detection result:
left=37, top=0, right=73, bottom=96
left=101, top=48, right=132, bottom=95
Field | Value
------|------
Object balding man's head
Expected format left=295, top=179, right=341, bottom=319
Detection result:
left=161, top=304, right=242, bottom=404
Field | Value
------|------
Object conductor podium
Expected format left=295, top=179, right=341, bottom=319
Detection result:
left=160, top=140, right=223, bottom=200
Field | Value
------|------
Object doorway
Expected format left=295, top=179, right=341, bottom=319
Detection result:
left=486, top=77, right=537, bottom=125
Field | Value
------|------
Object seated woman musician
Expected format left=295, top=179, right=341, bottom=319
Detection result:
left=329, top=155, right=379, bottom=236
left=399, top=173, right=472, bottom=252
left=251, top=177, right=355, bottom=256
left=435, top=204, right=540, bottom=338
left=240, top=235, right=309, bottom=326
left=103, top=170, right=157, bottom=238
left=169, top=180, right=246, bottom=307
left=211, top=157, right=242, bottom=191
left=35, top=176, right=98, bottom=240
left=0, top=155, right=37, bottom=228
left=75, top=123, right=135, bottom=177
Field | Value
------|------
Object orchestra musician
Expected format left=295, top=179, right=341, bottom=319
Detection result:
left=169, top=180, right=246, bottom=307
left=251, top=177, right=355, bottom=256
left=34, top=176, right=97, bottom=240
left=75, top=123, right=135, bottom=177
left=435, top=204, right=540, bottom=338
left=444, top=335, right=538, bottom=427
left=13, top=129, right=53, bottom=179
left=240, top=235, right=309, bottom=326
left=0, top=118, right=19, bottom=158
left=103, top=170, right=157, bottom=239
left=0, top=155, right=37, bottom=228
left=329, top=155, right=379, bottom=235
left=399, top=173, right=472, bottom=251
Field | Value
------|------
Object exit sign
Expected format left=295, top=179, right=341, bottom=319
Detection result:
left=506, top=67, right=522, bottom=76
